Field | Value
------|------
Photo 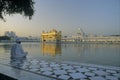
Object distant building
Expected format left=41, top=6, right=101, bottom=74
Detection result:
left=4, top=31, right=16, bottom=37
left=41, top=29, right=61, bottom=43
left=4, top=31, right=17, bottom=41
left=62, top=28, right=120, bottom=43
left=19, top=36, right=40, bottom=42
left=84, top=35, right=120, bottom=43
left=75, top=28, right=85, bottom=42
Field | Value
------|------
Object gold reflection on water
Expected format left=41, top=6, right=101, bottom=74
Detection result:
left=41, top=43, right=61, bottom=57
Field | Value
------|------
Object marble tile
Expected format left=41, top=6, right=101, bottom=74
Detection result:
left=106, top=76, right=118, bottom=80
left=40, top=68, right=52, bottom=72
left=50, top=62, right=57, bottom=64
left=21, top=65, right=28, bottom=69
left=40, top=64, right=49, bottom=68
left=94, top=70, right=108, bottom=76
left=29, top=68, right=39, bottom=72
left=84, top=72, right=95, bottom=77
left=29, top=65, right=40, bottom=69
left=61, top=63, right=68, bottom=66
left=39, top=62, right=48, bottom=65
left=36, top=71, right=42, bottom=74
left=106, top=70, right=117, bottom=74
left=67, top=69, right=76, bottom=73
left=30, top=59, right=39, bottom=64
left=80, top=79, right=88, bottom=80
left=90, top=76, right=106, bottom=80
left=88, top=67, right=97, bottom=71
left=77, top=68, right=89, bottom=72
left=50, top=64, right=60, bottom=67
left=24, top=68, right=30, bottom=70
left=113, top=73, right=120, bottom=78
left=23, top=62, right=30, bottom=66
left=40, top=60, right=46, bottom=63
left=73, top=65, right=81, bottom=69
left=53, top=67, right=61, bottom=70
left=58, top=75, right=70, bottom=80
left=51, top=75, right=57, bottom=78
left=69, top=73, right=87, bottom=79
left=54, top=70, right=67, bottom=75
left=62, top=65, right=73, bottom=70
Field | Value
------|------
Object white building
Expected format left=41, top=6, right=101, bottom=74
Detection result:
left=62, top=28, right=120, bottom=43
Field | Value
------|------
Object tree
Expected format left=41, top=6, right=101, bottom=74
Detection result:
left=0, top=0, right=34, bottom=21
left=0, top=36, right=11, bottom=41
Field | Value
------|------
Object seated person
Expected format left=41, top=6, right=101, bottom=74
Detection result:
left=11, top=38, right=27, bottom=59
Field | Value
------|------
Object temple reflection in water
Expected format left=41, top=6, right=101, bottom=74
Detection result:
left=41, top=43, right=61, bottom=57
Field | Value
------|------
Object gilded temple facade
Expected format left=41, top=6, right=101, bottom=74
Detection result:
left=41, top=29, right=61, bottom=43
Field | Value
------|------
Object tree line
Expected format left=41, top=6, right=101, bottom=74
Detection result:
left=0, top=36, right=11, bottom=41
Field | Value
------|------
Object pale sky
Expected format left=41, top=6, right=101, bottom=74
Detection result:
left=0, top=0, right=120, bottom=37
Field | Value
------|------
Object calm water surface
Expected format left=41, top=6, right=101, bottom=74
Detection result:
left=0, top=42, right=120, bottom=67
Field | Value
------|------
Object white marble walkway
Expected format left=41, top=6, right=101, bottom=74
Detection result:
left=1, top=58, right=119, bottom=80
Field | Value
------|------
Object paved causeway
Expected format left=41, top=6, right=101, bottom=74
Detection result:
left=0, top=58, right=120, bottom=80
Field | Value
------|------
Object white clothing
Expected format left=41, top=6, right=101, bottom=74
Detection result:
left=11, top=43, right=27, bottom=59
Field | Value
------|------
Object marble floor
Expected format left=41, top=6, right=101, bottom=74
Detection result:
left=0, top=58, right=120, bottom=80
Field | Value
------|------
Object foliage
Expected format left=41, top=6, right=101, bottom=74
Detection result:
left=0, top=0, right=34, bottom=21
left=0, top=36, right=11, bottom=40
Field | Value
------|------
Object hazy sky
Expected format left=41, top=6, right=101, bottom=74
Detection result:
left=0, top=0, right=120, bottom=37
